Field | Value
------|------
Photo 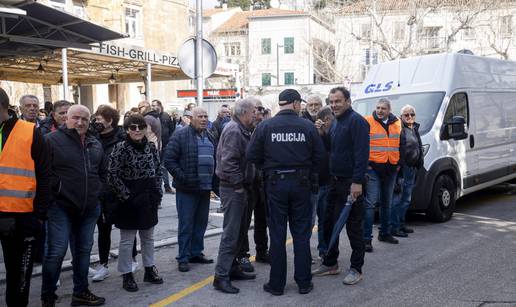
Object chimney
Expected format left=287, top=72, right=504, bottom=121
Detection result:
left=222, top=3, right=227, bottom=10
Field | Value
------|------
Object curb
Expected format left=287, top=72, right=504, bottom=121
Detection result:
left=0, top=227, right=225, bottom=283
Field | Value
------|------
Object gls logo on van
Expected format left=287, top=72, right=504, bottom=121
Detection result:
left=364, top=81, right=394, bottom=94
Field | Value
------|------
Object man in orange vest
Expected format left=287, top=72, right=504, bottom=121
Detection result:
left=0, top=87, right=50, bottom=307
left=363, top=98, right=402, bottom=252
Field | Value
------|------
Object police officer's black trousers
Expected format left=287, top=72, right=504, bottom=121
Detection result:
left=265, top=174, right=312, bottom=290
left=238, top=182, right=268, bottom=257
left=322, top=178, right=365, bottom=273
left=0, top=217, right=37, bottom=307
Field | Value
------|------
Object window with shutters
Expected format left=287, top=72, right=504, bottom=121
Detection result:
left=261, top=38, right=271, bottom=54
left=284, top=37, right=294, bottom=54
left=261, top=73, right=271, bottom=86
left=284, top=72, right=294, bottom=85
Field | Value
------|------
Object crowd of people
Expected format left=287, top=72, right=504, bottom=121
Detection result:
left=0, top=85, right=424, bottom=306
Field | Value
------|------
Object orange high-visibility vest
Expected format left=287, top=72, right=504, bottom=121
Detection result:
left=0, top=120, right=36, bottom=213
left=365, top=115, right=401, bottom=165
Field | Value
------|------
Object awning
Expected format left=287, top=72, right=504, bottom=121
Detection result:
left=0, top=0, right=126, bottom=56
left=0, top=44, right=233, bottom=85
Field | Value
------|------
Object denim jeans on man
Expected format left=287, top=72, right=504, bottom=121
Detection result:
left=363, top=168, right=397, bottom=240
left=311, top=185, right=329, bottom=255
left=41, top=204, right=100, bottom=299
left=391, top=165, right=416, bottom=232
left=176, top=191, right=211, bottom=263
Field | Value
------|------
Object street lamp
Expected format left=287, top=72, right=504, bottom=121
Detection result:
left=276, top=44, right=283, bottom=86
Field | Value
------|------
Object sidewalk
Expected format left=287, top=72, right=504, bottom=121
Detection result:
left=0, top=193, right=225, bottom=281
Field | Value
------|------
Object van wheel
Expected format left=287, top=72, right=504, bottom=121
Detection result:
left=427, top=174, right=456, bottom=222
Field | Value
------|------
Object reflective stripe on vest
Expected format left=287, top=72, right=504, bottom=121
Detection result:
left=0, top=120, right=36, bottom=213
left=365, top=115, right=401, bottom=164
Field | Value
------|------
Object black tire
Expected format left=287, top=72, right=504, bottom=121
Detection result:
left=426, top=174, right=456, bottom=222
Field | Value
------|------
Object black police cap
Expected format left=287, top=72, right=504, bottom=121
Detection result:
left=278, top=89, right=305, bottom=106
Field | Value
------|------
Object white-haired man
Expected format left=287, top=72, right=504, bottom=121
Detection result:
left=42, top=105, right=106, bottom=307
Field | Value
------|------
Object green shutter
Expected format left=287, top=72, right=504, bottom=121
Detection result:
left=284, top=72, right=294, bottom=85
left=262, top=73, right=271, bottom=86
left=261, top=38, right=271, bottom=54
left=284, top=37, right=294, bottom=54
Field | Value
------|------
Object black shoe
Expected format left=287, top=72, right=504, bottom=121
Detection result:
left=236, top=256, right=255, bottom=272
left=144, top=266, right=164, bottom=284
left=364, top=240, right=373, bottom=253
left=42, top=294, right=57, bottom=307
left=263, top=283, right=283, bottom=296
left=189, top=254, right=214, bottom=264
left=122, top=273, right=139, bottom=292
left=230, top=267, right=256, bottom=280
left=378, top=234, right=399, bottom=244
left=392, top=229, right=408, bottom=237
left=213, top=277, right=240, bottom=294
left=255, top=251, right=270, bottom=264
left=401, top=226, right=414, bottom=233
left=299, top=282, right=314, bottom=294
left=71, top=289, right=106, bottom=306
left=178, top=262, right=190, bottom=272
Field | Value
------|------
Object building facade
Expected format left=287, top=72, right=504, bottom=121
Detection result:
left=3, top=0, right=192, bottom=112
left=335, top=0, right=516, bottom=83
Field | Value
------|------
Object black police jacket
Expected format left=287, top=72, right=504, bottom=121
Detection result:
left=246, top=109, right=324, bottom=175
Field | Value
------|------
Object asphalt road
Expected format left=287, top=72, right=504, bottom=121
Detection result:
left=5, top=183, right=516, bottom=307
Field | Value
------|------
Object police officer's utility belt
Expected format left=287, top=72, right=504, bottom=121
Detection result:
left=265, top=168, right=310, bottom=178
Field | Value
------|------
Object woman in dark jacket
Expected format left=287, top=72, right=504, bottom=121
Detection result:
left=391, top=104, right=424, bottom=237
left=89, top=105, right=126, bottom=282
left=107, top=114, right=163, bottom=292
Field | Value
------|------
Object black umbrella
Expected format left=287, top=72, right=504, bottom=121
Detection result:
left=326, top=196, right=353, bottom=255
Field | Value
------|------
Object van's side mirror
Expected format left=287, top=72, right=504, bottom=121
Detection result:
left=441, top=116, right=468, bottom=140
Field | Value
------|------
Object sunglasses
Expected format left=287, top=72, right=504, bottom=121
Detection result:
left=128, top=124, right=147, bottom=131
left=403, top=113, right=416, bottom=117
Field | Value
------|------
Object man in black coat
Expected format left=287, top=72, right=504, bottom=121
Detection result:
left=164, top=107, right=217, bottom=273
left=42, top=105, right=106, bottom=307
left=151, top=99, right=176, bottom=193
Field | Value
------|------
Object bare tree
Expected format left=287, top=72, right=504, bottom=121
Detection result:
left=311, top=38, right=342, bottom=82
left=342, top=0, right=497, bottom=60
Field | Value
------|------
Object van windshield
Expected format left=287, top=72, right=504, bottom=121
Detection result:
left=352, top=92, right=445, bottom=135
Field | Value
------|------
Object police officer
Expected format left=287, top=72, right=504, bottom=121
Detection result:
left=247, top=89, right=324, bottom=296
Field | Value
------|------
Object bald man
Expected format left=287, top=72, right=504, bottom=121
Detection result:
left=42, top=104, right=107, bottom=306
left=165, top=107, right=217, bottom=272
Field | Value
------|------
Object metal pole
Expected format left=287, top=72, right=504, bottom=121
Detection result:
left=62, top=48, right=68, bottom=101
left=146, top=62, right=152, bottom=103
left=195, top=0, right=203, bottom=106
left=276, top=43, right=280, bottom=86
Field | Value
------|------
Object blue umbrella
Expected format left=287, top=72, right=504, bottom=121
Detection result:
left=326, top=196, right=353, bottom=255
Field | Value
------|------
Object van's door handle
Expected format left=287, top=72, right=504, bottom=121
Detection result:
left=469, top=135, right=475, bottom=148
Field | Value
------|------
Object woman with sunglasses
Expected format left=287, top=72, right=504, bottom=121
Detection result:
left=391, top=105, right=424, bottom=238
left=107, top=114, right=163, bottom=292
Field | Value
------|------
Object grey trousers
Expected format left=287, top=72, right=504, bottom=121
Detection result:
left=214, top=186, right=249, bottom=279
left=118, top=227, right=155, bottom=274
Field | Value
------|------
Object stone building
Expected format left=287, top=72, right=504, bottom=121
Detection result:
left=2, top=0, right=192, bottom=112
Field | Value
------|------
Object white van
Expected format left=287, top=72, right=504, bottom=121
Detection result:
left=352, top=52, right=516, bottom=222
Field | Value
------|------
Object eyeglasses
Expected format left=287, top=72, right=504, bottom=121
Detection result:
left=403, top=113, right=416, bottom=118
left=128, top=124, right=146, bottom=131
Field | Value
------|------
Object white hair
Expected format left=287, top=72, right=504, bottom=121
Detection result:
left=400, top=104, right=416, bottom=114
left=306, top=94, right=323, bottom=105
left=68, top=104, right=90, bottom=117
left=234, top=98, right=256, bottom=117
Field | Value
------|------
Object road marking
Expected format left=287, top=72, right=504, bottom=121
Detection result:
left=149, top=237, right=296, bottom=307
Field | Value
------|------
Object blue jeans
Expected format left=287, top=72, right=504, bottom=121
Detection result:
left=311, top=185, right=329, bottom=255
left=364, top=168, right=397, bottom=240
left=391, top=166, right=416, bottom=231
left=176, top=191, right=211, bottom=263
left=41, top=204, right=100, bottom=298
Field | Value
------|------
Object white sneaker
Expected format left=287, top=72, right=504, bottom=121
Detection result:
left=88, top=267, right=97, bottom=277
left=131, top=261, right=140, bottom=273
left=92, top=265, right=110, bottom=282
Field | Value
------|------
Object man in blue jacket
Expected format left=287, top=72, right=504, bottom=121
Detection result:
left=311, top=87, right=369, bottom=286
left=164, top=107, right=217, bottom=273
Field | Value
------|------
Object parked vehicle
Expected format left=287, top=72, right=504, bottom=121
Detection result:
left=352, top=52, right=516, bottom=221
